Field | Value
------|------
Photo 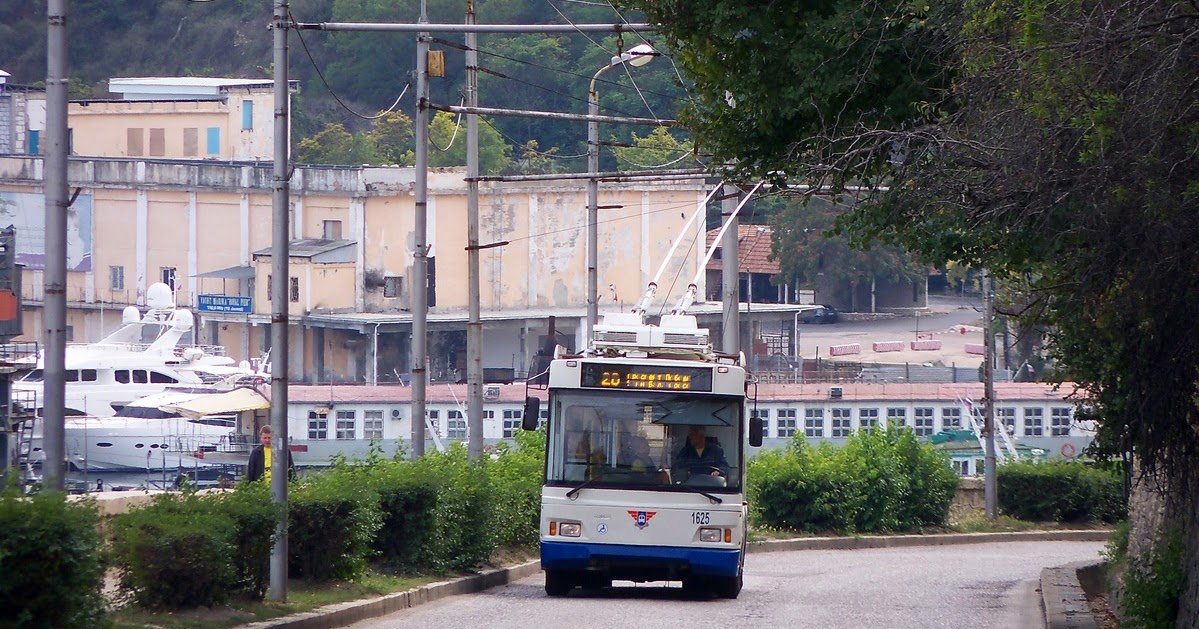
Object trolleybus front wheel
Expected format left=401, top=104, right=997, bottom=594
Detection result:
left=713, top=573, right=743, bottom=599
left=544, top=569, right=575, bottom=597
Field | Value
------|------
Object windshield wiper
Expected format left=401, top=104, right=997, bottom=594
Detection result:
left=675, top=484, right=723, bottom=504
left=566, top=476, right=598, bottom=500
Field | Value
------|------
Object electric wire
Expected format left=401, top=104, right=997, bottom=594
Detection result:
left=429, top=98, right=466, bottom=152
left=289, top=10, right=412, bottom=121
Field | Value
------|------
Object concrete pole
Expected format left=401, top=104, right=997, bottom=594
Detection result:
left=410, top=3, right=430, bottom=457
left=983, top=272, right=998, bottom=519
left=586, top=74, right=602, bottom=344
left=42, top=0, right=68, bottom=492
left=721, top=184, right=739, bottom=355
left=465, top=0, right=483, bottom=460
left=268, top=0, right=292, bottom=601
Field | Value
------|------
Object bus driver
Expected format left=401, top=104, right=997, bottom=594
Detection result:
left=675, top=425, right=729, bottom=479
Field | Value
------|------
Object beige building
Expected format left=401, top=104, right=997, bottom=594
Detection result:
left=67, top=77, right=290, bottom=161
left=0, top=71, right=46, bottom=156
left=0, top=155, right=711, bottom=383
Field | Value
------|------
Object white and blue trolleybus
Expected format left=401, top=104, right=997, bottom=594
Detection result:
left=522, top=311, right=763, bottom=598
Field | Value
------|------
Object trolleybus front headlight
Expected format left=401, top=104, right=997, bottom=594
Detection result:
left=699, top=527, right=722, bottom=542
left=558, top=521, right=582, bottom=537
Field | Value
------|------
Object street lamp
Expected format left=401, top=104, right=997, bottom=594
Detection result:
left=586, top=42, right=656, bottom=343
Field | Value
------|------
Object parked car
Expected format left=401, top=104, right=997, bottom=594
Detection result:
left=799, top=305, right=839, bottom=324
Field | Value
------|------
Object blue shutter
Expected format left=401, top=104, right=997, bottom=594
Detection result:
left=28, top=130, right=39, bottom=154
left=242, top=100, right=253, bottom=130
left=206, top=127, right=220, bottom=155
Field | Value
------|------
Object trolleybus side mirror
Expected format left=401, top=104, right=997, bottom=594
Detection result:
left=749, top=416, right=764, bottom=447
left=522, top=396, right=541, bottom=431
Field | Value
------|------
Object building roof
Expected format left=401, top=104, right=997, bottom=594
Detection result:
left=107, top=77, right=295, bottom=100
left=754, top=381, right=1082, bottom=404
left=273, top=383, right=539, bottom=405
left=252, top=239, right=356, bottom=261
left=706, top=225, right=779, bottom=275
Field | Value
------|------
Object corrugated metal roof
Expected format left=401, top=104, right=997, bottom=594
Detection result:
left=705, top=225, right=779, bottom=275
left=252, top=239, right=355, bottom=259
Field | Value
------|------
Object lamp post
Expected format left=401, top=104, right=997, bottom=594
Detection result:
left=586, top=43, right=655, bottom=343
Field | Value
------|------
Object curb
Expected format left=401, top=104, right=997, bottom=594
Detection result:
left=238, top=530, right=1110, bottom=628
left=747, top=529, right=1112, bottom=553
left=1042, top=560, right=1104, bottom=629
left=238, top=560, right=541, bottom=629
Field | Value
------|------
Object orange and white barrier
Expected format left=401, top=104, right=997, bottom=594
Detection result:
left=872, top=341, right=904, bottom=353
left=829, top=343, right=862, bottom=356
left=964, top=343, right=985, bottom=355
left=910, top=339, right=942, bottom=351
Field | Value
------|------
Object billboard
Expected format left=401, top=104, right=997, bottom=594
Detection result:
left=0, top=190, right=93, bottom=272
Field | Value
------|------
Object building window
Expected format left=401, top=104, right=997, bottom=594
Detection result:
left=859, top=408, right=879, bottom=431
left=914, top=407, right=934, bottom=436
left=242, top=100, right=254, bottom=130
left=308, top=410, right=328, bottom=440
left=127, top=128, right=144, bottom=156
left=160, top=267, right=177, bottom=291
left=364, top=410, right=384, bottom=440
left=942, top=407, right=962, bottom=431
left=777, top=408, right=796, bottom=438
left=335, top=410, right=356, bottom=440
left=751, top=408, right=770, bottom=436
left=447, top=410, right=466, bottom=440
left=886, top=407, right=907, bottom=429
left=323, top=219, right=342, bottom=239
left=831, top=407, right=852, bottom=438
left=503, top=409, right=521, bottom=438
left=28, top=130, right=39, bottom=155
left=266, top=274, right=272, bottom=301
left=1023, top=407, right=1044, bottom=437
left=290, top=277, right=299, bottom=303
left=1051, top=407, right=1072, bottom=437
left=998, top=407, right=1016, bottom=433
left=183, top=128, right=198, bottom=157
left=206, top=127, right=220, bottom=155
left=384, top=276, right=403, bottom=298
left=804, top=408, right=824, bottom=438
left=427, top=409, right=440, bottom=437
left=539, top=408, right=549, bottom=427
left=149, top=128, right=166, bottom=156
left=110, top=265, right=125, bottom=290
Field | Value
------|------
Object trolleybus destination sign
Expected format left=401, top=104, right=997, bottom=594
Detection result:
left=579, top=363, right=713, bottom=392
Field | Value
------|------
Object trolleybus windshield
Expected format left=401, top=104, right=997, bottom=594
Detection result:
left=546, top=390, right=742, bottom=491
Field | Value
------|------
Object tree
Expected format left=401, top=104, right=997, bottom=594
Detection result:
left=630, top=0, right=1199, bottom=624
left=293, top=122, right=381, bottom=165
left=426, top=111, right=513, bottom=175
left=368, top=111, right=415, bottom=166
left=611, top=127, right=692, bottom=171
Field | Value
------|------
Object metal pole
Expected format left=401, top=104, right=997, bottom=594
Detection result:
left=473, top=168, right=707, bottom=183
left=268, top=0, right=292, bottom=601
left=410, top=4, right=430, bottom=458
left=721, top=184, right=739, bottom=355
left=586, top=69, right=604, bottom=343
left=295, top=21, right=652, bottom=33
left=431, top=103, right=671, bottom=126
left=983, top=272, right=998, bottom=520
left=465, top=0, right=483, bottom=461
left=42, top=0, right=68, bottom=492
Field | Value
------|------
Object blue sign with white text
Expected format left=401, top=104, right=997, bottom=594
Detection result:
left=197, top=295, right=253, bottom=314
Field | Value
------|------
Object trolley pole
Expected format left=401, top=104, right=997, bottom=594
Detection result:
left=464, top=0, right=484, bottom=461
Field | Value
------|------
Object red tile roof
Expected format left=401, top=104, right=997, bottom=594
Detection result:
left=706, top=225, right=779, bottom=275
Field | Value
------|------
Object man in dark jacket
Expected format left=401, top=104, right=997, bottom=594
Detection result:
left=675, top=425, right=729, bottom=478
left=247, top=424, right=295, bottom=483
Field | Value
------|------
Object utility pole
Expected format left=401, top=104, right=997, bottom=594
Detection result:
left=268, top=0, right=292, bottom=601
left=42, top=0, right=68, bottom=492
left=464, top=0, right=483, bottom=461
left=982, top=272, right=998, bottom=520
left=410, top=3, right=431, bottom=458
left=721, top=184, right=739, bottom=355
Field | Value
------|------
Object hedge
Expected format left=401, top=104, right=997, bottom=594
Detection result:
left=0, top=490, right=107, bottom=627
left=997, top=461, right=1125, bottom=523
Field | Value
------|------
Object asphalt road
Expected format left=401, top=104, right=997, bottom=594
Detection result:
left=344, top=540, right=1103, bottom=629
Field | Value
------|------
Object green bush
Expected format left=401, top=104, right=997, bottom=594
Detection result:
left=289, top=466, right=382, bottom=581
left=486, top=427, right=546, bottom=549
left=369, top=462, right=438, bottom=572
left=0, top=490, right=107, bottom=628
left=109, top=493, right=236, bottom=609
left=1120, top=528, right=1185, bottom=629
left=997, top=461, right=1125, bottom=523
left=209, top=482, right=281, bottom=599
left=411, top=445, right=495, bottom=571
left=747, top=427, right=959, bottom=534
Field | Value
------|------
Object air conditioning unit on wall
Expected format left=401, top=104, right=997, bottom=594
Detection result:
left=829, top=386, right=843, bottom=399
